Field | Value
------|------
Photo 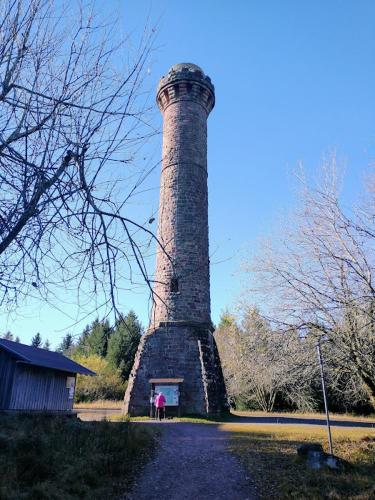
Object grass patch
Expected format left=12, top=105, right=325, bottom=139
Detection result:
left=124, top=416, right=219, bottom=424
left=124, top=410, right=375, bottom=426
left=224, top=423, right=375, bottom=499
left=122, top=413, right=234, bottom=424
left=0, top=413, right=156, bottom=499
left=171, top=413, right=235, bottom=424
left=73, top=400, right=123, bottom=409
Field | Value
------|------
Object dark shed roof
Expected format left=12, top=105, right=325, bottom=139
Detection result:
left=0, top=339, right=95, bottom=375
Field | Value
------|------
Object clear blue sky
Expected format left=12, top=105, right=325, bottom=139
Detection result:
left=2, top=0, right=375, bottom=346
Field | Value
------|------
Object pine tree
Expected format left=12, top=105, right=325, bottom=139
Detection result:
left=44, top=339, right=51, bottom=350
left=57, top=333, right=74, bottom=354
left=2, top=331, right=13, bottom=340
left=107, top=311, right=142, bottom=381
left=74, top=325, right=91, bottom=356
left=84, top=319, right=112, bottom=358
left=31, top=333, right=42, bottom=348
left=78, top=325, right=91, bottom=346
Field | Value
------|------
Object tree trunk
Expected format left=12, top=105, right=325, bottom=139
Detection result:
left=359, top=373, right=375, bottom=410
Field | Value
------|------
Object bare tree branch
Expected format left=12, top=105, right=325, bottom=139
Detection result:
left=0, top=0, right=162, bottom=316
left=247, top=158, right=375, bottom=408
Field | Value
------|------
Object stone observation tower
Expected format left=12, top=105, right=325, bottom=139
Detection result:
left=124, top=63, right=227, bottom=416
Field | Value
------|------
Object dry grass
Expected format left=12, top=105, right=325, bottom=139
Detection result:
left=0, top=414, right=156, bottom=499
left=73, top=399, right=123, bottom=409
left=224, top=424, right=375, bottom=499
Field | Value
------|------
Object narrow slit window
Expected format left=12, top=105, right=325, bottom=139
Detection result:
left=170, top=277, right=179, bottom=293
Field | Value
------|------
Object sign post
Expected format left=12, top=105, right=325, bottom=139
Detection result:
left=316, top=340, right=333, bottom=455
left=149, top=389, right=155, bottom=418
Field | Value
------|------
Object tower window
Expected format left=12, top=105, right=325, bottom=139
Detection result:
left=170, top=277, right=179, bottom=293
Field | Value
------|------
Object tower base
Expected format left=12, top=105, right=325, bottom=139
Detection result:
left=124, top=322, right=228, bottom=416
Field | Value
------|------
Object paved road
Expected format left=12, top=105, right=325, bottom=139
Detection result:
left=228, top=415, right=375, bottom=428
left=124, top=423, right=257, bottom=500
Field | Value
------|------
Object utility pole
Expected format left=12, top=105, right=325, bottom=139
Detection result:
left=316, top=339, right=333, bottom=455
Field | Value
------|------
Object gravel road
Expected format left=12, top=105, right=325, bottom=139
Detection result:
left=125, top=423, right=257, bottom=500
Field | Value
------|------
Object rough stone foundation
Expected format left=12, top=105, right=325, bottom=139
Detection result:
left=124, top=323, right=227, bottom=416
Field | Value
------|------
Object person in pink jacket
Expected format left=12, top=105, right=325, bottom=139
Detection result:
left=154, top=392, right=166, bottom=420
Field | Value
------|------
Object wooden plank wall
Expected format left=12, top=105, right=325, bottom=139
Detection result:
left=0, top=350, right=16, bottom=409
left=9, top=365, right=75, bottom=411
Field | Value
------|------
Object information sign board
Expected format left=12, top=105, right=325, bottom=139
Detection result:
left=155, top=385, right=179, bottom=406
left=66, top=376, right=75, bottom=399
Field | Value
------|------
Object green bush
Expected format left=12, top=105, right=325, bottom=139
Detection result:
left=72, top=354, right=126, bottom=402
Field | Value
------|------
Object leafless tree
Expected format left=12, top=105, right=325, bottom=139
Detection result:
left=248, top=158, right=375, bottom=409
left=215, top=308, right=318, bottom=412
left=322, top=335, right=370, bottom=410
left=241, top=307, right=319, bottom=412
left=0, top=0, right=160, bottom=314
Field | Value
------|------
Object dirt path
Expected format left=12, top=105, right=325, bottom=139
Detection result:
left=125, top=423, right=257, bottom=500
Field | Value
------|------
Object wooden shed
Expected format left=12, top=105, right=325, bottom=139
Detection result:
left=0, top=339, right=95, bottom=411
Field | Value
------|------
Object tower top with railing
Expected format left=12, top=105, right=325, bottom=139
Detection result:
left=156, top=62, right=215, bottom=115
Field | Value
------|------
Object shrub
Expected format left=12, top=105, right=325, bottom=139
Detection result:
left=72, top=354, right=126, bottom=402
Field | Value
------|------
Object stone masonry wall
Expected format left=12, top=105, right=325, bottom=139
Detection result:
left=124, top=324, right=227, bottom=416
left=151, top=67, right=214, bottom=326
